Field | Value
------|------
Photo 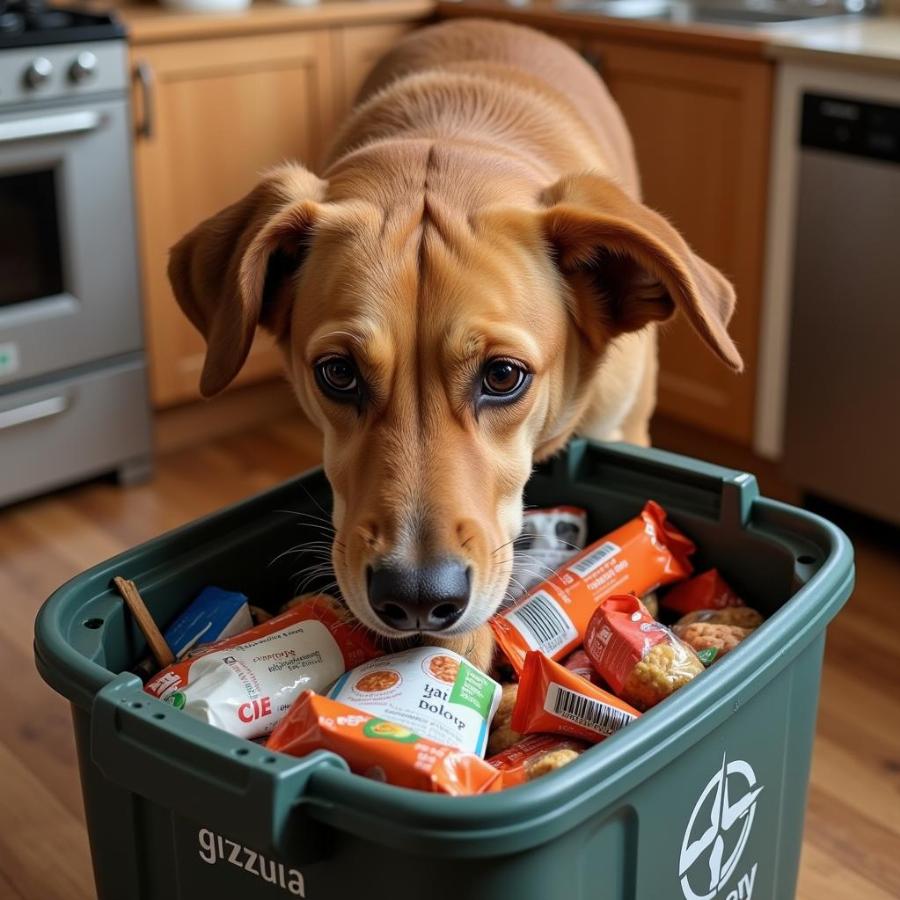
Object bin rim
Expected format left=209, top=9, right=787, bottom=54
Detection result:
left=289, top=495, right=854, bottom=853
left=33, top=447, right=855, bottom=855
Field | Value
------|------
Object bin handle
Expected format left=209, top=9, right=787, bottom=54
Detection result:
left=90, top=673, right=346, bottom=863
left=553, top=439, right=760, bottom=527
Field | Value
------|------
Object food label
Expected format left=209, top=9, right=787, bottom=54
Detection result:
left=328, top=647, right=501, bottom=757
left=584, top=595, right=668, bottom=693
left=267, top=693, right=501, bottom=795
left=543, top=682, right=636, bottom=738
left=145, top=598, right=380, bottom=739
left=510, top=650, right=640, bottom=745
left=162, top=620, right=344, bottom=738
left=512, top=506, right=589, bottom=595
left=492, top=501, right=695, bottom=673
left=505, top=590, right=578, bottom=656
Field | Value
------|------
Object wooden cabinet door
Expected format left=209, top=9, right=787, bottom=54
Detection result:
left=582, top=41, right=772, bottom=444
left=131, top=31, right=333, bottom=408
left=331, top=22, right=418, bottom=122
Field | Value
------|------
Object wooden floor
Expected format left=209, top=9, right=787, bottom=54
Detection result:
left=1, top=417, right=897, bottom=899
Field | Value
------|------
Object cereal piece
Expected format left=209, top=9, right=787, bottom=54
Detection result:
left=673, top=622, right=752, bottom=662
left=487, top=734, right=589, bottom=787
left=585, top=595, right=705, bottom=712
left=620, top=641, right=705, bottom=711
left=487, top=683, right=521, bottom=755
left=676, top=607, right=763, bottom=630
left=496, top=682, right=518, bottom=720
left=526, top=748, right=581, bottom=780
left=488, top=722, right=523, bottom=755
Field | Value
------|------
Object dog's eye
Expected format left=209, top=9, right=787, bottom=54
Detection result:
left=480, top=358, right=531, bottom=402
left=315, top=356, right=360, bottom=402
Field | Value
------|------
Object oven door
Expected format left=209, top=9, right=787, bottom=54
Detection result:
left=0, top=97, right=142, bottom=387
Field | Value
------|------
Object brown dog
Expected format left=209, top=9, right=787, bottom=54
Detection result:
left=168, top=19, right=741, bottom=671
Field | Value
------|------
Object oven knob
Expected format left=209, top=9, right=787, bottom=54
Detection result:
left=69, top=51, right=98, bottom=84
left=23, top=57, right=53, bottom=89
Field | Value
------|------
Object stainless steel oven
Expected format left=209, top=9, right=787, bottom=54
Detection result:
left=0, top=9, right=152, bottom=505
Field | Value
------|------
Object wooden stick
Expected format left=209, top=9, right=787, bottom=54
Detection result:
left=113, top=576, right=175, bottom=669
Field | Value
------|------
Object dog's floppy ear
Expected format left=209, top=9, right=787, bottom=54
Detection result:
left=168, top=164, right=327, bottom=397
left=541, top=172, right=742, bottom=371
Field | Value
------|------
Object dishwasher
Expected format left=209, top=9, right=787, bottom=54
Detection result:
left=783, top=90, right=900, bottom=526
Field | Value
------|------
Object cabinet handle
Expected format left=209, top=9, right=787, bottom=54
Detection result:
left=580, top=49, right=604, bottom=74
left=134, top=61, right=155, bottom=140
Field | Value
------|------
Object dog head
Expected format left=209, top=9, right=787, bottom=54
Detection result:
left=169, top=158, right=740, bottom=640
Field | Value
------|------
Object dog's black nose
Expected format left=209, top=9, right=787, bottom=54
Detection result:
left=367, top=559, right=470, bottom=632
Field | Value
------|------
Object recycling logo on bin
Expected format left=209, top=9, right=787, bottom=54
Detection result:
left=678, top=755, right=764, bottom=900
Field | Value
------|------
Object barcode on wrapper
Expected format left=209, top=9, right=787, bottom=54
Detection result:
left=544, top=683, right=636, bottom=737
left=507, top=591, right=577, bottom=654
left=568, top=541, right=620, bottom=578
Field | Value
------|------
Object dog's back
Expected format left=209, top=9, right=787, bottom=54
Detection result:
left=326, top=19, right=639, bottom=198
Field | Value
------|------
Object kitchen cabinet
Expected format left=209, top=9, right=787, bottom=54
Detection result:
left=332, top=22, right=418, bottom=116
left=131, top=21, right=418, bottom=409
left=131, top=31, right=332, bottom=407
left=580, top=39, right=772, bottom=444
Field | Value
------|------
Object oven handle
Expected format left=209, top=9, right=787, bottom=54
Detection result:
left=0, top=110, right=102, bottom=144
left=0, top=395, right=70, bottom=431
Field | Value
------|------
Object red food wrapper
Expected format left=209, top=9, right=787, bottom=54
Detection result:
left=584, top=595, right=704, bottom=710
left=562, top=648, right=597, bottom=683
left=486, top=734, right=589, bottom=788
left=583, top=596, right=668, bottom=694
left=662, top=569, right=744, bottom=616
left=492, top=501, right=695, bottom=673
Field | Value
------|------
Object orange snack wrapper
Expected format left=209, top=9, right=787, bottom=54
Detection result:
left=487, top=733, right=589, bottom=787
left=661, top=569, right=744, bottom=616
left=491, top=501, right=695, bottom=673
left=267, top=692, right=502, bottom=796
left=584, top=595, right=705, bottom=710
left=510, top=651, right=640, bottom=744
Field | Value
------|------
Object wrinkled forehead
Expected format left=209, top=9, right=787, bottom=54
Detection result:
left=295, top=204, right=565, bottom=370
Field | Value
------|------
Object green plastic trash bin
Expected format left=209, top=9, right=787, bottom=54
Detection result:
left=34, top=440, right=854, bottom=900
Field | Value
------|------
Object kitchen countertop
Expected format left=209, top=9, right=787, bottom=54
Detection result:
left=766, top=17, right=900, bottom=74
left=90, top=0, right=900, bottom=72
left=437, top=0, right=772, bottom=56
left=87, top=0, right=432, bottom=44
left=437, top=0, right=900, bottom=71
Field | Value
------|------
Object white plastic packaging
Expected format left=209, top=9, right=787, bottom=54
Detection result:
left=327, top=647, right=502, bottom=757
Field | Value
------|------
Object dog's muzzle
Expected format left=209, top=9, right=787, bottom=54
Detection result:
left=367, top=558, right=471, bottom=632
